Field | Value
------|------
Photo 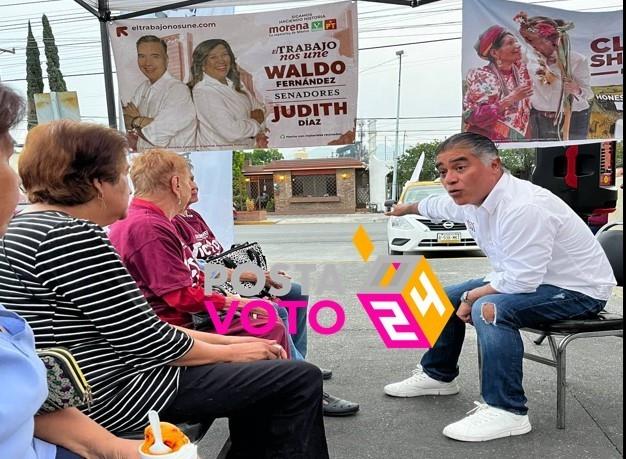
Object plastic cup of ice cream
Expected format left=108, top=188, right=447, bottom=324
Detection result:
left=138, top=442, right=198, bottom=459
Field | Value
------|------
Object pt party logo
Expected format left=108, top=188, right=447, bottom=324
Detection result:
left=353, top=225, right=454, bottom=348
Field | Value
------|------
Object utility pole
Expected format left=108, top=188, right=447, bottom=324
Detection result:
left=367, top=119, right=377, bottom=162
left=391, top=49, right=404, bottom=201
left=402, top=131, right=407, bottom=162
left=358, top=119, right=365, bottom=161
left=384, top=136, right=387, bottom=160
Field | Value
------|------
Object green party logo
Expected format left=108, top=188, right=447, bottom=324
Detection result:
left=311, top=21, right=324, bottom=31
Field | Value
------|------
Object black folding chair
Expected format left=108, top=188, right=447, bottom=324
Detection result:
left=479, top=222, right=623, bottom=428
left=523, top=223, right=623, bottom=428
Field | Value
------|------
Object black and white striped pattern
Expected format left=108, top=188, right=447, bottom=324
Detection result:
left=0, top=211, right=194, bottom=433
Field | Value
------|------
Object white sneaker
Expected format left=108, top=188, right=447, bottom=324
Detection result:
left=443, top=401, right=532, bottom=442
left=384, top=365, right=460, bottom=397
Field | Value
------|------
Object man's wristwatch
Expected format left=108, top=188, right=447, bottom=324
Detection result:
left=461, top=290, right=471, bottom=305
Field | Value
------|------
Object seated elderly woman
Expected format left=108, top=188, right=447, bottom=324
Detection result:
left=173, top=173, right=361, bottom=417
left=107, top=149, right=290, bottom=354
left=0, top=119, right=328, bottom=458
left=0, top=83, right=141, bottom=459
left=173, top=172, right=306, bottom=356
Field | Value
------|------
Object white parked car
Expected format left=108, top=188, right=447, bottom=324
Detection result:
left=386, top=181, right=479, bottom=255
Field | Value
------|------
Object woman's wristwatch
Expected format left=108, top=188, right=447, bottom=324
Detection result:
left=461, top=290, right=472, bottom=305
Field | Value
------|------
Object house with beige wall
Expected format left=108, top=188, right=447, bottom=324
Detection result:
left=243, top=158, right=368, bottom=214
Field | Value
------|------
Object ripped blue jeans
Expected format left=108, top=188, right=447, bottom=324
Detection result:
left=421, top=278, right=606, bottom=414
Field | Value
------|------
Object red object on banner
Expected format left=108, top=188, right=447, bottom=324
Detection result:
left=564, top=145, right=579, bottom=189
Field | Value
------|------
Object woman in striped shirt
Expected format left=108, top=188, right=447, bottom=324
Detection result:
left=0, top=84, right=142, bottom=458
left=0, top=119, right=328, bottom=458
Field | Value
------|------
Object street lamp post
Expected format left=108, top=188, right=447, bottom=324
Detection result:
left=391, top=49, right=404, bottom=202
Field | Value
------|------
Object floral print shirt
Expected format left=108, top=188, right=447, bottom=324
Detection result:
left=463, top=62, right=532, bottom=140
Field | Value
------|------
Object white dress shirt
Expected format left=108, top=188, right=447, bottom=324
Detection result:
left=193, top=74, right=263, bottom=149
left=525, top=51, right=593, bottom=113
left=130, top=71, right=197, bottom=151
left=418, top=173, right=616, bottom=299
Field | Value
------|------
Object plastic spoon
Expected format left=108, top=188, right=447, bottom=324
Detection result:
left=147, top=410, right=172, bottom=455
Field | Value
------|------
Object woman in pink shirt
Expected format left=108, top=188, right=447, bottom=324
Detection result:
left=108, top=149, right=289, bottom=352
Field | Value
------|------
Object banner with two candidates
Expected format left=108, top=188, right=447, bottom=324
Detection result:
left=462, top=0, right=622, bottom=145
left=108, top=1, right=357, bottom=152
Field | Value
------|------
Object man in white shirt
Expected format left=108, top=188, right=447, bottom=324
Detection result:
left=123, top=35, right=196, bottom=152
left=384, top=132, right=616, bottom=442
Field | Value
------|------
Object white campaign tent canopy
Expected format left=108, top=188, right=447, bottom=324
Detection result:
left=81, top=0, right=302, bottom=12
left=78, top=0, right=436, bottom=13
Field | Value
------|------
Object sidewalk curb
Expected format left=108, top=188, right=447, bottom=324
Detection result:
left=234, top=220, right=277, bottom=225
left=233, top=213, right=389, bottom=225
left=269, top=218, right=388, bottom=225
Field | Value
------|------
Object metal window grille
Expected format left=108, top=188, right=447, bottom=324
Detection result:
left=246, top=178, right=275, bottom=209
left=292, top=175, right=337, bottom=197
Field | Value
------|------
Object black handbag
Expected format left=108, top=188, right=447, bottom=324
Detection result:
left=207, top=242, right=268, bottom=271
left=190, top=285, right=238, bottom=330
left=1, top=238, right=93, bottom=412
left=206, top=242, right=270, bottom=297
left=193, top=243, right=271, bottom=330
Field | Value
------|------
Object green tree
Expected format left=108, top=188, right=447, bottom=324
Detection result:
left=244, top=148, right=283, bottom=165
left=499, top=148, right=536, bottom=180
left=616, top=141, right=623, bottom=168
left=232, top=151, right=247, bottom=210
left=396, top=140, right=442, bottom=188
left=26, top=21, right=44, bottom=130
left=42, top=14, right=67, bottom=92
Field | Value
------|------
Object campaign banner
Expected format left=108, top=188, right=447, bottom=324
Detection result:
left=108, top=1, right=357, bottom=152
left=462, top=0, right=623, bottom=146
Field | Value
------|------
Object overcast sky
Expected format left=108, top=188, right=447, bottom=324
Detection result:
left=0, top=0, right=622, bottom=159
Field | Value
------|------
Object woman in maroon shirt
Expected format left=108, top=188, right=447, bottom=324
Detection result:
left=108, top=149, right=289, bottom=351
left=172, top=172, right=361, bottom=417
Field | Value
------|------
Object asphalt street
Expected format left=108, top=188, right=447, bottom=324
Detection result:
left=197, top=220, right=623, bottom=459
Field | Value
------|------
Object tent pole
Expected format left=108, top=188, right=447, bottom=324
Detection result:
left=98, top=0, right=117, bottom=128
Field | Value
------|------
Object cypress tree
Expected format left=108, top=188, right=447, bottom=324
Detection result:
left=42, top=14, right=67, bottom=92
left=26, top=21, right=44, bottom=130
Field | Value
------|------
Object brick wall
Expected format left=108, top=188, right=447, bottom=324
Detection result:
left=273, top=169, right=357, bottom=214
